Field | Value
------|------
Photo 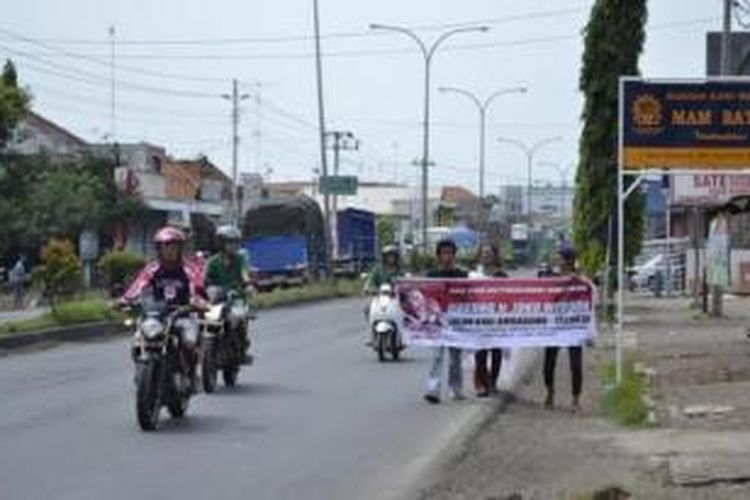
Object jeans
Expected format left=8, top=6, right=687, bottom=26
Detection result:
left=426, top=347, right=463, bottom=396
left=543, top=346, right=583, bottom=397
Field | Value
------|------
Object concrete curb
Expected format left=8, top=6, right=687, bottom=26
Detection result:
left=0, top=321, right=126, bottom=351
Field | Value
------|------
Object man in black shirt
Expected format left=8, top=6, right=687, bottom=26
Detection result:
left=424, top=238, right=469, bottom=404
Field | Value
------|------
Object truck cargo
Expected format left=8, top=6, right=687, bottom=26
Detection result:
left=243, top=195, right=327, bottom=289
left=335, top=208, right=377, bottom=277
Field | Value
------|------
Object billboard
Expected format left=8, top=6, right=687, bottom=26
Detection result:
left=672, top=174, right=750, bottom=206
left=623, top=79, right=750, bottom=170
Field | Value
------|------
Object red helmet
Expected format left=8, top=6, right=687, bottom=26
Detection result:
left=153, top=226, right=186, bottom=244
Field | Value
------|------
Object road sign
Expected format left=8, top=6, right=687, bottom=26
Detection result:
left=623, top=79, right=750, bottom=170
left=320, top=175, right=358, bottom=195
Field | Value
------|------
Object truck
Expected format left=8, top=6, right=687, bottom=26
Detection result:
left=244, top=235, right=309, bottom=291
left=334, top=208, right=377, bottom=277
left=242, top=195, right=327, bottom=290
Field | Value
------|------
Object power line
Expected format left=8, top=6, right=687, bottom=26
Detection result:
left=2, top=17, right=716, bottom=61
left=0, top=41, right=221, bottom=98
left=12, top=6, right=590, bottom=47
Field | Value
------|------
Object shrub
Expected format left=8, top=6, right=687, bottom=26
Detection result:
left=35, top=239, right=83, bottom=306
left=98, top=250, right=145, bottom=293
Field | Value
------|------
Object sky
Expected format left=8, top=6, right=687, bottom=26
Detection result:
left=0, top=0, right=726, bottom=194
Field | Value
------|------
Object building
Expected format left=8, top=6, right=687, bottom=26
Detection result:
left=497, top=183, right=575, bottom=222
left=9, top=111, right=87, bottom=158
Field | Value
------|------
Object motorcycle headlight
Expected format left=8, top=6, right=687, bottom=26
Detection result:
left=229, top=304, right=247, bottom=320
left=176, top=318, right=200, bottom=347
left=140, top=318, right=164, bottom=339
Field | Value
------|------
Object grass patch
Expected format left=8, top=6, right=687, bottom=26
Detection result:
left=254, top=279, right=363, bottom=310
left=601, top=358, right=650, bottom=428
left=0, top=297, right=122, bottom=337
left=50, top=297, right=121, bottom=325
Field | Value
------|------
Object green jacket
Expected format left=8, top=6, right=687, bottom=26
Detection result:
left=204, top=253, right=249, bottom=292
left=365, top=266, right=402, bottom=293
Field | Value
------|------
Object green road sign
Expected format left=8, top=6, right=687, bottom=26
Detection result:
left=320, top=175, right=358, bottom=195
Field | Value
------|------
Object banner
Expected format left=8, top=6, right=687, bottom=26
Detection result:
left=396, top=277, right=596, bottom=349
left=623, top=80, right=750, bottom=170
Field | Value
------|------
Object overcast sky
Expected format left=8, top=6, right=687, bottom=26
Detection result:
left=1, top=0, right=725, bottom=193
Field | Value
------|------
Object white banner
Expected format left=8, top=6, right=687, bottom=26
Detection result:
left=397, top=277, right=597, bottom=349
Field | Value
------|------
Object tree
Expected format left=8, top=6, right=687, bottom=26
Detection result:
left=34, top=239, right=84, bottom=306
left=573, top=0, right=647, bottom=276
left=376, top=215, right=395, bottom=252
left=0, top=60, right=29, bottom=150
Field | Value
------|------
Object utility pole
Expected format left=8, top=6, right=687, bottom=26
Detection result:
left=253, top=81, right=263, bottom=172
left=222, top=79, right=249, bottom=224
left=313, top=0, right=332, bottom=275
left=108, top=25, right=116, bottom=143
left=326, top=131, right=359, bottom=257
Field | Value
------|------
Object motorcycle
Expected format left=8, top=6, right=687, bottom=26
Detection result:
left=368, top=283, right=404, bottom=362
left=126, top=300, right=201, bottom=431
left=201, top=287, right=252, bottom=392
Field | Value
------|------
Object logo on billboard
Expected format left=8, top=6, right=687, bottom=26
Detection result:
left=632, top=94, right=664, bottom=134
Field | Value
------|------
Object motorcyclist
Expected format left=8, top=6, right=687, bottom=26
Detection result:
left=363, top=245, right=403, bottom=346
left=204, top=225, right=254, bottom=364
left=120, top=226, right=205, bottom=391
left=364, top=245, right=403, bottom=293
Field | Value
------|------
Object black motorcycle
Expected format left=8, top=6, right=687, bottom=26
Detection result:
left=126, top=300, right=201, bottom=431
left=201, top=287, right=252, bottom=392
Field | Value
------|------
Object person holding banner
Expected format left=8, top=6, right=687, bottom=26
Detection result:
left=470, top=244, right=508, bottom=398
left=424, top=238, right=469, bottom=404
left=541, top=244, right=584, bottom=411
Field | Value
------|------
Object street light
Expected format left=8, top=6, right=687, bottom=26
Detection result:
left=537, top=161, right=574, bottom=223
left=370, top=23, right=489, bottom=251
left=438, top=85, right=526, bottom=204
left=497, top=136, right=562, bottom=223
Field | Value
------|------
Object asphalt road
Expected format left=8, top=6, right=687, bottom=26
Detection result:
left=0, top=298, right=495, bottom=500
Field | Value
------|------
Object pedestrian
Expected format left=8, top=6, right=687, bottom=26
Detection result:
left=424, top=238, right=469, bottom=404
left=9, top=256, right=27, bottom=310
left=470, top=244, right=508, bottom=398
left=541, top=243, right=584, bottom=411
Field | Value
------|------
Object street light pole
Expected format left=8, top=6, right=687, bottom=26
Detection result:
left=498, top=136, right=562, bottom=223
left=439, top=86, right=526, bottom=234
left=370, top=23, right=488, bottom=252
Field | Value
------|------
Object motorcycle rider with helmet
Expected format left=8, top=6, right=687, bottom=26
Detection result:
left=204, top=225, right=254, bottom=364
left=364, top=245, right=403, bottom=293
left=120, top=226, right=206, bottom=391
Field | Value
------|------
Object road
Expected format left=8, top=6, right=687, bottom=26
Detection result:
left=0, top=298, right=500, bottom=500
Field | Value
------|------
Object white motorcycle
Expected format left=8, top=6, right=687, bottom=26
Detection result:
left=368, top=284, right=404, bottom=362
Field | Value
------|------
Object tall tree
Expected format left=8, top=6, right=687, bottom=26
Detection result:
left=0, top=59, right=29, bottom=150
left=573, top=0, right=647, bottom=275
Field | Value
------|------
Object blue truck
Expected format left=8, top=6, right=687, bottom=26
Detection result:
left=242, top=196, right=327, bottom=290
left=244, top=235, right=309, bottom=291
left=334, top=208, right=377, bottom=277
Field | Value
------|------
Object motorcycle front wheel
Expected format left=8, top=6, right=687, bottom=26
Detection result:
left=135, top=361, right=161, bottom=431
left=202, top=340, right=218, bottom=394
left=376, top=333, right=386, bottom=362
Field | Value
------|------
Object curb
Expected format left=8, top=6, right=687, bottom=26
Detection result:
left=0, top=321, right=126, bottom=351
left=0, top=295, right=361, bottom=353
